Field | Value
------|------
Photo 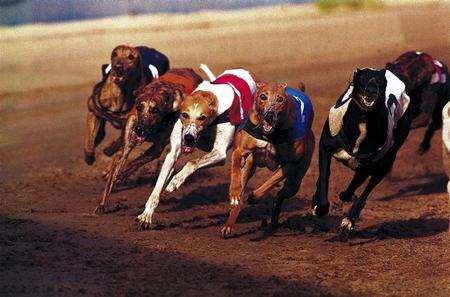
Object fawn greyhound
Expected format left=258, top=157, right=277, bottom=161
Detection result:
left=85, top=45, right=169, bottom=165
left=222, top=82, right=315, bottom=238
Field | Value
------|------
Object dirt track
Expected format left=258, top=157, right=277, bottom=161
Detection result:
left=1, top=5, right=450, bottom=297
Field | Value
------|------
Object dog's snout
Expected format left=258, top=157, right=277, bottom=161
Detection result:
left=135, top=124, right=145, bottom=137
left=184, top=134, right=195, bottom=142
left=265, top=111, right=276, bottom=125
left=114, top=63, right=124, bottom=73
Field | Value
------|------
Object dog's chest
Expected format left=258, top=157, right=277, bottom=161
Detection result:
left=98, top=82, right=132, bottom=112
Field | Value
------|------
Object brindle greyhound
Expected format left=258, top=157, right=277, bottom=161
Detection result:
left=386, top=51, right=449, bottom=154
left=221, top=82, right=315, bottom=237
left=84, top=45, right=169, bottom=165
left=312, top=67, right=413, bottom=239
left=94, top=68, right=202, bottom=214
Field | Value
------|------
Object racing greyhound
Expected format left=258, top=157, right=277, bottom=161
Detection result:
left=312, top=67, right=413, bottom=238
left=222, top=82, right=315, bottom=237
left=85, top=45, right=169, bottom=165
left=136, top=65, right=257, bottom=229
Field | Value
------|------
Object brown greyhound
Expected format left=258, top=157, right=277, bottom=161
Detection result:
left=85, top=45, right=169, bottom=165
left=94, top=68, right=202, bottom=214
left=221, top=82, right=315, bottom=237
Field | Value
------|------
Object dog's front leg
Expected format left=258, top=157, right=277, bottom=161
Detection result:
left=312, top=126, right=333, bottom=217
left=166, top=123, right=235, bottom=193
left=95, top=116, right=139, bottom=214
left=136, top=120, right=183, bottom=230
left=85, top=111, right=105, bottom=165
left=221, top=143, right=253, bottom=237
left=117, top=141, right=168, bottom=182
left=103, top=135, right=124, bottom=157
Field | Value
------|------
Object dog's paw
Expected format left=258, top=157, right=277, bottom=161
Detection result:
left=337, top=217, right=355, bottom=242
left=312, top=202, right=330, bottom=217
left=136, top=212, right=156, bottom=231
left=347, top=158, right=360, bottom=170
left=84, top=153, right=96, bottom=165
left=221, top=225, right=233, bottom=238
left=103, top=146, right=116, bottom=157
left=94, top=204, right=108, bottom=215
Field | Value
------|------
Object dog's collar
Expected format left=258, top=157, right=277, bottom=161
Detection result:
left=240, top=117, right=292, bottom=144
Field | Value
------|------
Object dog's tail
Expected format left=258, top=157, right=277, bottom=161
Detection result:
left=200, top=64, right=216, bottom=81
left=298, top=82, right=306, bottom=93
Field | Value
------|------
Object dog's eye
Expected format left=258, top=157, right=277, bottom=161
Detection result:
left=181, top=112, right=189, bottom=119
left=276, top=96, right=284, bottom=103
left=128, top=54, right=135, bottom=60
left=152, top=107, right=159, bottom=114
left=259, top=94, right=267, bottom=101
left=198, top=115, right=207, bottom=121
left=111, top=52, right=117, bottom=58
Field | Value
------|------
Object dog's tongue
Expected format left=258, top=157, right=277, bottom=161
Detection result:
left=182, top=145, right=194, bottom=154
left=263, top=121, right=272, bottom=133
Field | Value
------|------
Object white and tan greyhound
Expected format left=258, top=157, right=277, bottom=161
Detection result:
left=136, top=64, right=257, bottom=229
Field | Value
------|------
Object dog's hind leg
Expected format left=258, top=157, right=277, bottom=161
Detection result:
left=103, top=136, right=124, bottom=157
left=339, top=173, right=384, bottom=239
left=419, top=87, right=447, bottom=154
left=85, top=111, right=105, bottom=165
left=271, top=135, right=315, bottom=229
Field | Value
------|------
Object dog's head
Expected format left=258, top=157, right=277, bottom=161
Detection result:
left=351, top=68, right=386, bottom=112
left=133, top=81, right=183, bottom=139
left=179, top=90, right=218, bottom=153
left=253, top=81, right=290, bottom=135
left=110, top=45, right=141, bottom=85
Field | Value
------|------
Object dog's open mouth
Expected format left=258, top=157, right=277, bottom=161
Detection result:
left=181, top=138, right=197, bottom=154
left=362, top=97, right=376, bottom=108
left=113, top=75, right=125, bottom=84
left=262, top=120, right=274, bottom=134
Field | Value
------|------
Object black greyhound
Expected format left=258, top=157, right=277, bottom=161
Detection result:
left=312, top=67, right=414, bottom=237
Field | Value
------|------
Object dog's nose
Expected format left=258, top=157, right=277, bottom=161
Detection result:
left=114, top=63, right=124, bottom=73
left=265, top=111, right=276, bottom=125
left=135, top=124, right=145, bottom=137
left=184, top=134, right=195, bottom=142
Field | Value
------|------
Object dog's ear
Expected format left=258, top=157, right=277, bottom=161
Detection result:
left=256, top=81, right=267, bottom=89
left=278, top=82, right=288, bottom=93
left=201, top=92, right=218, bottom=112
left=278, top=82, right=287, bottom=89
left=172, top=89, right=184, bottom=111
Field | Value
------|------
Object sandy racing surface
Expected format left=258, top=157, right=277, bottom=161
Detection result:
left=1, top=3, right=450, bottom=296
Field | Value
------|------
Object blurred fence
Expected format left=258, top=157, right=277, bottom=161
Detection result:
left=0, top=2, right=449, bottom=96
